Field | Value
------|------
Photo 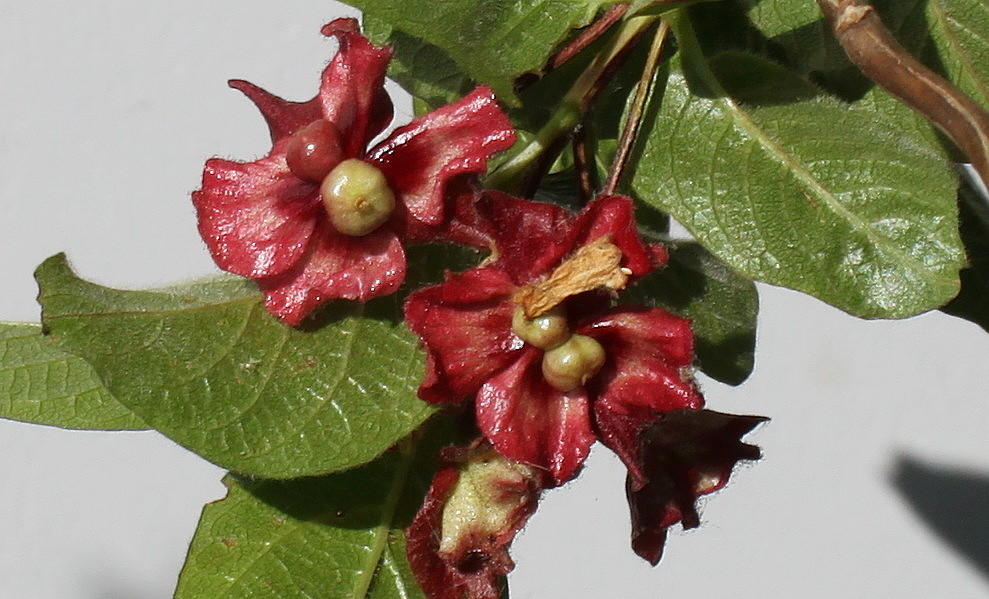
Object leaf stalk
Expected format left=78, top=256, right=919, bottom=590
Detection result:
left=603, top=19, right=671, bottom=196
left=486, top=13, right=657, bottom=194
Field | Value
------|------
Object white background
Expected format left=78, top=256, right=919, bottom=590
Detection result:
left=1, top=1, right=988, bottom=598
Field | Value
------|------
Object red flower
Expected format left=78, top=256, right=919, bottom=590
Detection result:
left=193, top=19, right=516, bottom=325
left=404, top=192, right=704, bottom=484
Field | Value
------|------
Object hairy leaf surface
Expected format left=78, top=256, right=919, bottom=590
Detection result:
left=175, top=440, right=437, bottom=599
left=363, top=16, right=472, bottom=111
left=0, top=322, right=145, bottom=430
left=631, top=18, right=963, bottom=318
left=926, top=0, right=989, bottom=106
left=628, top=243, right=757, bottom=386
left=36, top=253, right=437, bottom=478
left=942, top=175, right=989, bottom=331
left=349, top=0, right=615, bottom=103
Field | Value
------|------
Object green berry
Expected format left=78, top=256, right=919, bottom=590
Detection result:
left=511, top=305, right=570, bottom=349
left=541, top=334, right=606, bottom=392
left=320, top=159, right=396, bottom=236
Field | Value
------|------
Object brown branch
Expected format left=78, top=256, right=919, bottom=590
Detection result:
left=603, top=19, right=670, bottom=196
left=818, top=0, right=989, bottom=187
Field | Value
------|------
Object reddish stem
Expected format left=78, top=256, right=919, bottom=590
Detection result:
left=550, top=4, right=630, bottom=70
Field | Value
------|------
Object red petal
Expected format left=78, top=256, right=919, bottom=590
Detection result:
left=228, top=19, right=392, bottom=149
left=569, top=195, right=655, bottom=278
left=583, top=307, right=697, bottom=379
left=476, top=349, right=596, bottom=484
left=625, top=410, right=766, bottom=565
left=460, top=191, right=576, bottom=284
left=368, top=86, right=516, bottom=226
left=444, top=193, right=655, bottom=286
left=400, top=180, right=487, bottom=246
left=647, top=242, right=669, bottom=269
left=256, top=222, right=405, bottom=325
left=404, top=268, right=520, bottom=404
left=193, top=150, right=320, bottom=279
left=318, top=18, right=393, bottom=157
left=228, top=79, right=323, bottom=144
left=581, top=308, right=704, bottom=484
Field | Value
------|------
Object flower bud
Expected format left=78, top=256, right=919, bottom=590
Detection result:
left=320, top=159, right=396, bottom=236
left=285, top=120, right=344, bottom=182
left=541, top=334, right=606, bottom=392
left=438, top=447, right=540, bottom=559
left=511, top=305, right=569, bottom=350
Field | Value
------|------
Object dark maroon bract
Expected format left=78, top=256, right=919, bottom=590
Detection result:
left=192, top=19, right=515, bottom=325
left=627, top=409, right=767, bottom=564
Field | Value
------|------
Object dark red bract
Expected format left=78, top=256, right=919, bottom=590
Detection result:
left=626, top=409, right=767, bottom=564
left=404, top=192, right=705, bottom=485
left=192, top=19, right=516, bottom=325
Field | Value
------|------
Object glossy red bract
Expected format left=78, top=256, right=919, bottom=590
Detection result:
left=404, top=192, right=704, bottom=485
left=192, top=19, right=515, bottom=325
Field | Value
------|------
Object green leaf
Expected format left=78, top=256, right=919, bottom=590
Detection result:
left=0, top=322, right=145, bottom=430
left=746, top=0, right=988, bottom=108
left=926, top=0, right=989, bottom=106
left=36, top=253, right=440, bottom=478
left=363, top=16, right=473, bottom=112
left=175, top=433, right=438, bottom=599
left=627, top=242, right=758, bottom=386
left=741, top=0, right=951, bottom=152
left=348, top=0, right=616, bottom=103
left=631, top=17, right=964, bottom=318
left=941, top=175, right=989, bottom=331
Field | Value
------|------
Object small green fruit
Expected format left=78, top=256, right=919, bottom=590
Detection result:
left=320, top=159, right=396, bottom=236
left=511, top=305, right=570, bottom=350
left=541, top=334, right=606, bottom=392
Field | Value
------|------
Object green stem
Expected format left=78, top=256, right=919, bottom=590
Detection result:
left=486, top=14, right=658, bottom=193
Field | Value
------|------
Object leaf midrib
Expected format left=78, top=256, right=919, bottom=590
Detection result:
left=930, top=0, right=989, bottom=105
left=674, top=12, right=957, bottom=290
left=351, top=438, right=418, bottom=598
left=44, top=292, right=262, bottom=321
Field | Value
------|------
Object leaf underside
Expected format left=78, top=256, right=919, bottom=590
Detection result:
left=350, top=0, right=616, bottom=103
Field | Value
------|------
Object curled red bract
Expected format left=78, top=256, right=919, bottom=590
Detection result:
left=192, top=19, right=515, bottom=325
left=626, top=409, right=767, bottom=565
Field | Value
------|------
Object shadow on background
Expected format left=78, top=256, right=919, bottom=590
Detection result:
left=890, top=454, right=989, bottom=582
